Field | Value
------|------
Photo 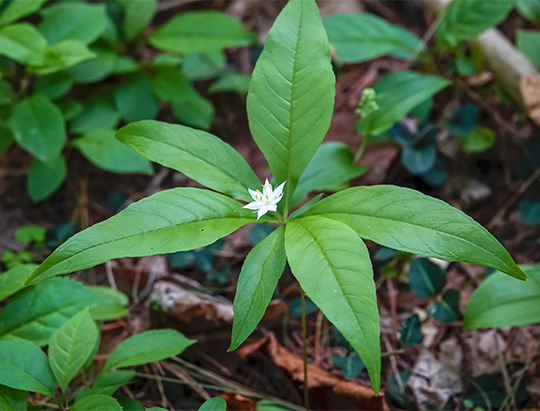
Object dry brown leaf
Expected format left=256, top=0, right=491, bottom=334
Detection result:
left=222, top=392, right=256, bottom=410
left=521, top=75, right=540, bottom=126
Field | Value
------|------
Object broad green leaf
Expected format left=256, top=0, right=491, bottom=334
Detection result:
left=427, top=289, right=460, bottom=322
left=437, top=0, right=514, bottom=47
left=49, top=308, right=98, bottom=392
left=0, top=126, right=13, bottom=155
left=151, top=67, right=214, bottom=129
left=67, top=47, right=117, bottom=83
left=0, top=81, right=11, bottom=107
left=0, top=0, right=46, bottom=26
left=103, top=329, right=195, bottom=373
left=0, top=264, right=38, bottom=301
left=199, top=396, right=227, bottom=411
left=115, top=74, right=159, bottom=122
left=302, top=185, right=526, bottom=280
left=0, top=23, right=47, bottom=65
left=70, top=100, right=120, bottom=134
left=149, top=11, right=256, bottom=53
left=357, top=72, right=450, bottom=136
left=446, top=104, right=479, bottom=136
left=247, top=0, right=335, bottom=214
left=72, top=394, right=123, bottom=411
left=117, top=120, right=260, bottom=202
left=28, top=188, right=257, bottom=284
left=38, top=3, right=107, bottom=45
left=291, top=142, right=368, bottom=207
left=332, top=353, right=365, bottom=380
left=230, top=226, right=286, bottom=351
left=74, top=129, right=153, bottom=175
left=114, top=56, right=139, bottom=74
left=29, top=39, right=96, bottom=75
left=56, top=97, right=84, bottom=121
left=256, top=400, right=293, bottom=411
left=118, top=0, right=157, bottom=41
left=89, top=286, right=129, bottom=320
left=519, top=200, right=540, bottom=226
left=10, top=95, right=65, bottom=162
left=0, top=340, right=55, bottom=395
left=408, top=258, right=446, bottom=298
left=323, top=13, right=422, bottom=62
left=34, top=72, right=73, bottom=100
left=398, top=314, right=422, bottom=345
left=458, top=126, right=496, bottom=153
left=285, top=216, right=380, bottom=392
left=402, top=145, right=436, bottom=175
left=183, top=51, right=226, bottom=81
left=464, top=265, right=540, bottom=329
left=28, top=155, right=67, bottom=202
left=0, top=277, right=103, bottom=345
left=517, top=30, right=540, bottom=69
left=0, top=385, right=26, bottom=411
left=209, top=72, right=251, bottom=94
left=516, top=0, right=540, bottom=24
left=76, top=370, right=135, bottom=401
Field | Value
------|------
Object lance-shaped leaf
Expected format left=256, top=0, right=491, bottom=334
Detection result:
left=285, top=216, right=380, bottom=393
left=117, top=120, right=260, bottom=202
left=28, top=188, right=256, bottom=284
left=247, top=0, right=335, bottom=213
left=302, top=185, right=526, bottom=280
left=230, top=226, right=286, bottom=351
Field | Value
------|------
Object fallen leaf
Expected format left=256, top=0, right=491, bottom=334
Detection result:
left=222, top=392, right=256, bottom=410
left=520, top=75, right=540, bottom=126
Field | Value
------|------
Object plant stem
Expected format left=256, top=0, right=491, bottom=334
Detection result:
left=354, top=134, right=368, bottom=164
left=300, top=287, right=309, bottom=411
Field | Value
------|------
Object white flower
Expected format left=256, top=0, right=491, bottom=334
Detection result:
left=243, top=179, right=286, bottom=220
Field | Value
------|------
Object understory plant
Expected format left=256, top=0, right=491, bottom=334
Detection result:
left=27, top=0, right=526, bottom=401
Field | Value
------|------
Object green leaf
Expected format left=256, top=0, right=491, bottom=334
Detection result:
left=0, top=385, right=26, bottom=411
left=437, top=0, right=514, bottom=47
left=10, top=95, right=65, bottom=162
left=446, top=104, right=479, bottom=136
left=27, top=155, right=67, bottom=202
left=0, top=264, right=38, bottom=300
left=183, top=51, right=226, bottom=81
left=56, top=97, right=84, bottom=121
left=38, top=2, right=107, bottom=45
left=70, top=100, right=120, bottom=134
left=230, top=226, right=286, bottom=351
left=29, top=39, right=96, bottom=75
left=519, top=200, right=540, bottom=226
left=457, top=126, right=496, bottom=153
left=34, top=71, right=73, bottom=100
left=248, top=223, right=276, bottom=246
left=15, top=226, right=45, bottom=245
left=427, top=289, right=460, bottom=322
left=0, top=340, right=55, bottom=395
left=247, top=0, right=335, bottom=213
left=116, top=120, right=260, bottom=202
left=323, top=13, right=422, bottom=62
left=209, top=72, right=251, bottom=94
left=357, top=72, right=450, bottom=136
left=0, top=0, right=46, bottom=26
left=77, top=370, right=135, bottom=401
left=117, top=0, right=156, bottom=41
left=516, top=0, right=540, bottom=24
left=49, top=308, right=98, bottom=392
left=28, top=188, right=256, bottom=284
left=67, top=47, right=117, bottom=83
left=115, top=74, right=159, bottom=122
left=398, top=314, right=422, bottom=345
left=332, top=353, right=365, bottom=380
left=0, top=277, right=103, bottom=345
left=292, top=142, right=368, bottom=207
left=0, top=23, right=47, bottom=65
left=285, top=216, right=380, bottom=393
left=0, top=126, right=13, bottom=155
left=74, top=129, right=153, bottom=175
left=72, top=394, right=123, bottom=411
left=151, top=67, right=213, bottom=129
left=103, top=329, right=195, bottom=373
left=408, top=258, right=446, bottom=298
left=149, top=11, right=256, bottom=53
left=302, top=185, right=526, bottom=281
left=89, top=286, right=129, bottom=320
left=402, top=145, right=436, bottom=175
left=464, top=265, right=540, bottom=329
left=517, top=30, right=540, bottom=69
left=199, top=396, right=227, bottom=411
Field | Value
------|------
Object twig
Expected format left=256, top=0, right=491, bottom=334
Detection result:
left=105, top=261, right=117, bottom=290
left=300, top=287, right=310, bottom=411
left=495, top=332, right=515, bottom=410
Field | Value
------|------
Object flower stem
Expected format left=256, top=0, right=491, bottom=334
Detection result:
left=300, top=287, right=309, bottom=411
left=354, top=134, right=368, bottom=164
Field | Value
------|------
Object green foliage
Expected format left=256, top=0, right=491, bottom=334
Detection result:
left=464, top=265, right=540, bottom=329
left=427, top=289, right=461, bottom=322
left=149, top=11, right=256, bottom=54
left=0, top=264, right=37, bottom=300
left=332, top=353, right=365, bottom=380
left=515, top=0, right=540, bottom=24
left=77, top=370, right=135, bottom=400
left=15, top=226, right=45, bottom=245
left=437, top=0, right=514, bottom=47
left=117, top=0, right=157, bottom=41
left=89, top=286, right=129, bottom=320
left=0, top=0, right=46, bottom=26
left=357, top=72, right=450, bottom=136
left=115, top=74, right=159, bottom=122
left=285, top=216, right=380, bottom=392
left=49, top=308, right=99, bottom=392
left=0, top=23, right=48, bottom=65
left=519, top=200, right=540, bottom=226
left=103, top=329, right=195, bottom=372
left=517, top=30, right=540, bottom=69
left=70, top=100, right=120, bottom=134
left=408, top=258, right=447, bottom=298
left=199, top=396, right=227, bottom=411
left=399, top=314, right=422, bottom=346
left=458, top=126, right=496, bottom=153
left=247, top=0, right=335, bottom=213
left=0, top=339, right=55, bottom=395
left=0, top=385, right=27, bottom=411
left=230, top=226, right=286, bottom=351
left=72, top=394, right=123, bottom=411
left=209, top=73, right=251, bottom=94
left=323, top=13, right=422, bottom=62
left=27, top=155, right=67, bottom=202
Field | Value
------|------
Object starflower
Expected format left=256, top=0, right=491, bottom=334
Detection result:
left=243, top=179, right=286, bottom=220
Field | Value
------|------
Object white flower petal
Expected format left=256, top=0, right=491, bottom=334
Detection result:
left=248, top=188, right=261, bottom=201
left=243, top=201, right=264, bottom=210
left=273, top=181, right=286, bottom=198
left=257, top=206, right=270, bottom=220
